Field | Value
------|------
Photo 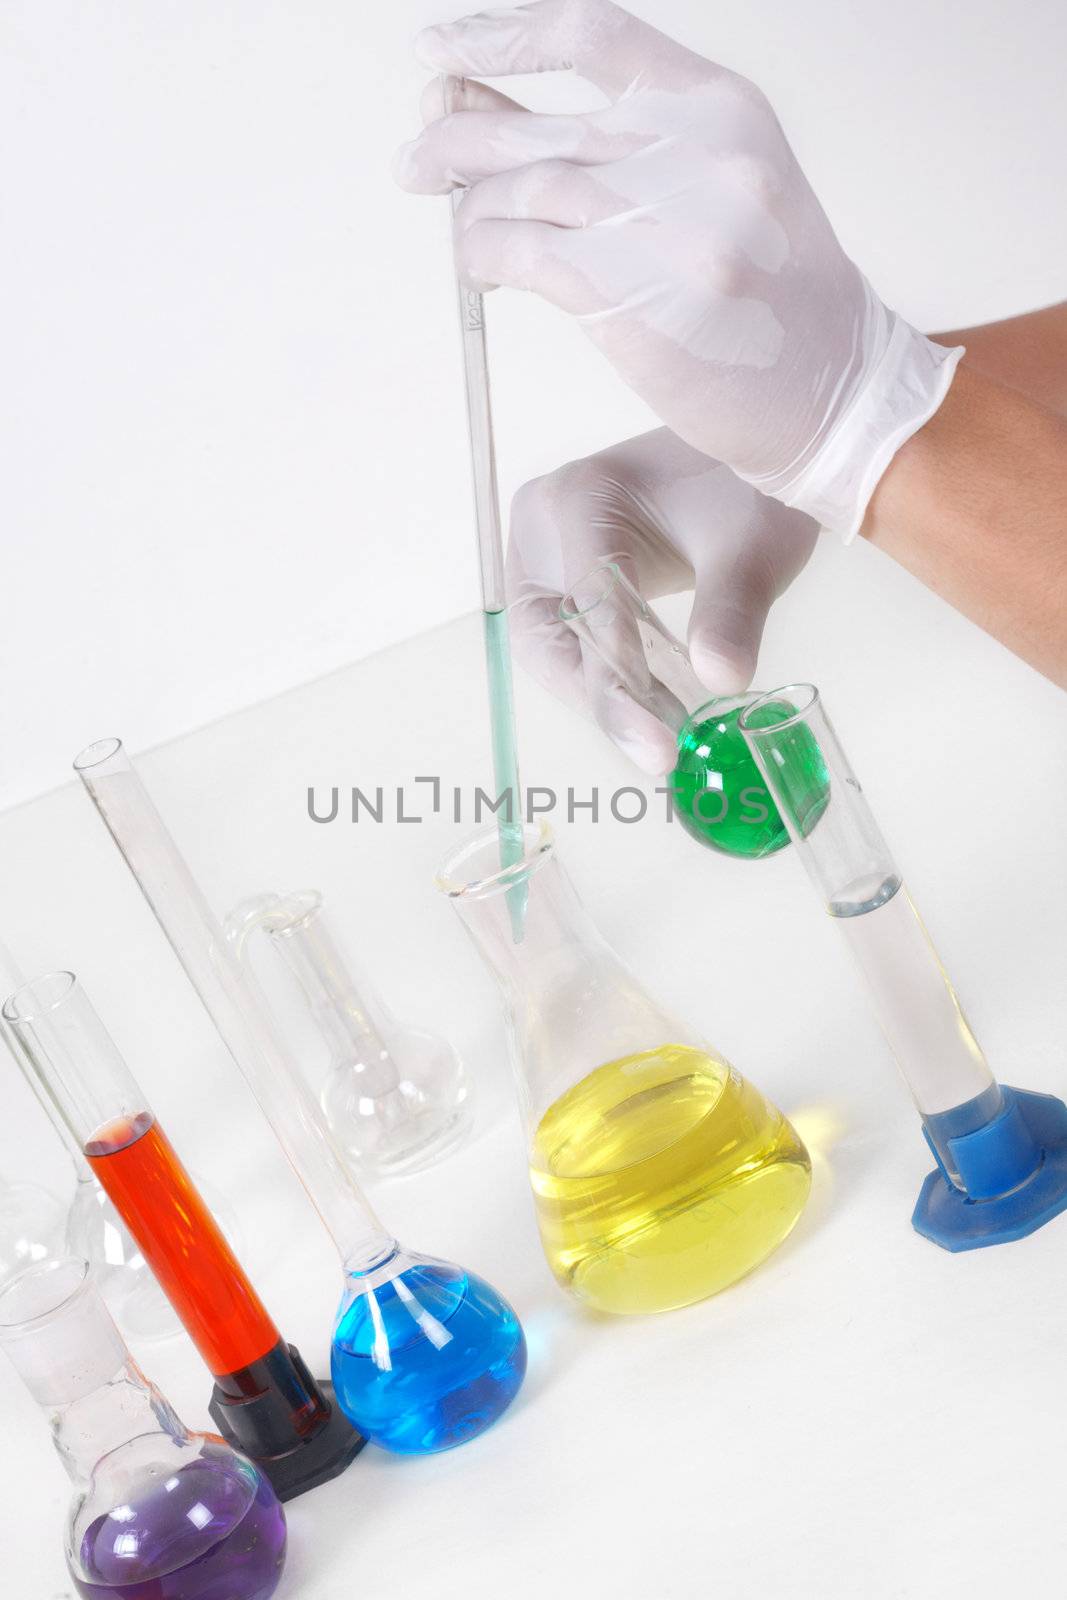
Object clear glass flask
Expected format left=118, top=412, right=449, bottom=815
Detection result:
left=0, top=1170, right=66, bottom=1287
left=225, top=889, right=472, bottom=1176
left=74, top=738, right=526, bottom=1453
left=740, top=684, right=1067, bottom=1249
left=3, top=971, right=363, bottom=1498
left=559, top=560, right=828, bottom=860
left=438, top=823, right=811, bottom=1314
left=0, top=1257, right=287, bottom=1600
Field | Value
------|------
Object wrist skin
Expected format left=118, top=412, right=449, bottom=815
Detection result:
left=860, top=362, right=1067, bottom=687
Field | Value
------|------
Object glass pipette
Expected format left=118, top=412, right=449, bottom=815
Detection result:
left=73, top=738, right=527, bottom=1453
left=450, top=174, right=526, bottom=939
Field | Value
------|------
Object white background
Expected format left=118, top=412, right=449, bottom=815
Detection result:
left=3, top=0, right=1067, bottom=808
left=1, top=4, right=1066, bottom=1598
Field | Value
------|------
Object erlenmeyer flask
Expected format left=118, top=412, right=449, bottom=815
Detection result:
left=438, top=824, right=812, bottom=1315
left=226, top=890, right=472, bottom=1176
left=0, top=1258, right=287, bottom=1600
left=560, top=560, right=828, bottom=859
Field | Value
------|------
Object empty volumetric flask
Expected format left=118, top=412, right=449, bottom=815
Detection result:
left=0, top=1169, right=65, bottom=1287
left=3, top=972, right=363, bottom=1498
left=0, top=1258, right=287, bottom=1600
left=74, top=739, right=526, bottom=1454
left=740, top=684, right=1067, bottom=1249
left=225, top=889, right=472, bottom=1177
left=559, top=560, right=828, bottom=860
left=437, top=823, right=811, bottom=1314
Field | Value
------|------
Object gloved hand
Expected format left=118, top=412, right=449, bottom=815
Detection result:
left=395, top=0, right=964, bottom=541
left=506, top=428, right=818, bottom=774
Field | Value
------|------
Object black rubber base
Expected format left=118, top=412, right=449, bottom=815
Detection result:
left=209, top=1339, right=365, bottom=1501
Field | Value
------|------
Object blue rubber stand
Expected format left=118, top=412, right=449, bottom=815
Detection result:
left=913, top=1086, right=1067, bottom=1251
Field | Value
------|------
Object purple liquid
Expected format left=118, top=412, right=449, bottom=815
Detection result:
left=71, top=1444, right=286, bottom=1600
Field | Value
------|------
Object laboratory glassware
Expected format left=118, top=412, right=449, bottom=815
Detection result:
left=74, top=738, right=527, bottom=1453
left=2, top=936, right=182, bottom=1339
left=560, top=560, right=828, bottom=859
left=0, top=1170, right=65, bottom=1287
left=0, top=1257, right=287, bottom=1600
left=437, top=822, right=811, bottom=1314
left=2, top=936, right=183, bottom=1340
left=3, top=971, right=362, bottom=1497
left=450, top=177, right=526, bottom=934
left=225, top=888, right=472, bottom=1177
left=740, top=683, right=1067, bottom=1249
left=0, top=941, right=67, bottom=1286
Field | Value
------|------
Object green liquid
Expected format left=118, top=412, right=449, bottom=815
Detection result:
left=670, top=701, right=828, bottom=860
left=483, top=608, right=526, bottom=938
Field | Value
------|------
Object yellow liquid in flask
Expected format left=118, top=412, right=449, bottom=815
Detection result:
left=529, top=1044, right=811, bottom=1315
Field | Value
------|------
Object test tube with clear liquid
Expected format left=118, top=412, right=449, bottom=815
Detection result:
left=740, top=684, right=1067, bottom=1248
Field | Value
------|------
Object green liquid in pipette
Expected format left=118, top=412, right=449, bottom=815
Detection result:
left=483, top=608, right=527, bottom=939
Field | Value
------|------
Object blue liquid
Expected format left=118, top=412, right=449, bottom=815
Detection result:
left=330, top=1257, right=527, bottom=1454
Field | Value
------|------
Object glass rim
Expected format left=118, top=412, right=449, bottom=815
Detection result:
left=73, top=737, right=124, bottom=772
left=0, top=1258, right=90, bottom=1333
left=738, top=682, right=821, bottom=736
left=258, top=889, right=323, bottom=937
left=435, top=821, right=554, bottom=901
left=2, top=970, right=77, bottom=1027
left=558, top=556, right=632, bottom=623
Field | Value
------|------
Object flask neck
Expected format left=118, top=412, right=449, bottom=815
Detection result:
left=450, top=848, right=615, bottom=1006
left=0, top=1260, right=189, bottom=1488
left=50, top=1363, right=186, bottom=1487
left=441, top=828, right=689, bottom=1132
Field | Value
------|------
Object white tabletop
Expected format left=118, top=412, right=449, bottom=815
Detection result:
left=1, top=535, right=1065, bottom=1599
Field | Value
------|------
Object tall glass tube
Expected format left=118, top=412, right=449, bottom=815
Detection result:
left=559, top=560, right=821, bottom=859
left=74, top=738, right=526, bottom=1452
left=2, top=972, right=361, bottom=1497
left=740, top=687, right=998, bottom=1134
left=740, top=684, right=1067, bottom=1250
left=74, top=740, right=392, bottom=1276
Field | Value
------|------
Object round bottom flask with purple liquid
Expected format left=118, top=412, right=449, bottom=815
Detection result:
left=0, top=1258, right=287, bottom=1600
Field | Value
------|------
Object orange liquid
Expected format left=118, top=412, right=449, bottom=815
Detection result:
left=86, top=1112, right=278, bottom=1376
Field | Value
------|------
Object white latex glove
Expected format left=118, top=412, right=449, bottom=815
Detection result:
left=506, top=427, right=818, bottom=774
left=395, top=0, right=964, bottom=541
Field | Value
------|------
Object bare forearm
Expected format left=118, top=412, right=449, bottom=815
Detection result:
left=933, top=303, right=1067, bottom=417
left=862, top=365, right=1067, bottom=685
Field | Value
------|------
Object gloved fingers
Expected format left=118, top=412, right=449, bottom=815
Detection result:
left=685, top=550, right=777, bottom=694
left=508, top=587, right=677, bottom=776
left=418, top=73, right=524, bottom=125
left=583, top=651, right=680, bottom=776
left=454, top=158, right=625, bottom=230
left=506, top=469, right=680, bottom=773
left=415, top=0, right=718, bottom=100
left=455, top=216, right=599, bottom=310
left=393, top=105, right=644, bottom=193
